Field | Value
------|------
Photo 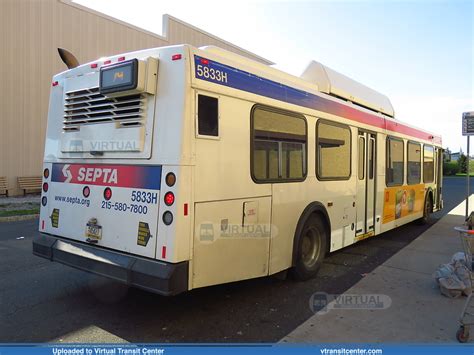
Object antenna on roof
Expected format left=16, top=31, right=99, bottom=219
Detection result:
left=58, top=48, right=79, bottom=69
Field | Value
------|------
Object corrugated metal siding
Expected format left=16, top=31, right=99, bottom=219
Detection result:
left=0, top=0, right=270, bottom=195
left=167, top=18, right=267, bottom=61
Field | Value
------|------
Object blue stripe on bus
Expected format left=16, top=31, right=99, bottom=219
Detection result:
left=193, top=55, right=388, bottom=130
left=194, top=55, right=328, bottom=112
left=193, top=55, right=442, bottom=144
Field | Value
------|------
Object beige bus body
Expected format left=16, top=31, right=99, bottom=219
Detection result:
left=186, top=45, right=442, bottom=289
left=35, top=44, right=442, bottom=294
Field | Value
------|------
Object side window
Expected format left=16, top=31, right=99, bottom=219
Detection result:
left=197, top=94, right=218, bottom=136
left=358, top=136, right=365, bottom=180
left=423, top=145, right=434, bottom=183
left=386, top=137, right=404, bottom=186
left=407, top=142, right=421, bottom=184
left=316, top=120, right=351, bottom=180
left=369, top=138, right=375, bottom=180
left=251, top=106, right=307, bottom=182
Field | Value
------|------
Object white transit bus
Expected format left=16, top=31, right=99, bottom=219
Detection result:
left=34, top=44, right=443, bottom=295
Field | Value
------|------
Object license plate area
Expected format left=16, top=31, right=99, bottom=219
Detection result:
left=86, top=223, right=102, bottom=240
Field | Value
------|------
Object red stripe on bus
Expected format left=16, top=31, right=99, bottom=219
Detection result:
left=336, top=104, right=442, bottom=144
left=385, top=120, right=439, bottom=143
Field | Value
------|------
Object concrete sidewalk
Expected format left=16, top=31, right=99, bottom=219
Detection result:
left=281, top=197, right=473, bottom=343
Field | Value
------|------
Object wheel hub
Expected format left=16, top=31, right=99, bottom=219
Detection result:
left=301, top=227, right=321, bottom=268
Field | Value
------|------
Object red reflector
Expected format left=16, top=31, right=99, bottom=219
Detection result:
left=104, top=187, right=112, bottom=200
left=162, top=246, right=167, bottom=259
left=52, top=81, right=58, bottom=87
left=184, top=203, right=188, bottom=216
left=104, top=60, right=111, bottom=65
left=83, top=186, right=90, bottom=198
left=90, top=63, right=98, bottom=68
left=118, top=56, right=125, bottom=61
left=164, top=192, right=175, bottom=206
left=172, top=54, right=182, bottom=61
left=200, top=58, right=209, bottom=65
left=41, top=220, right=45, bottom=230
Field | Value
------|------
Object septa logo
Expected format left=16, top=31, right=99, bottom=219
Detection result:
left=51, top=163, right=162, bottom=190
left=62, top=164, right=117, bottom=184
left=62, top=164, right=72, bottom=183
left=77, top=167, right=118, bottom=184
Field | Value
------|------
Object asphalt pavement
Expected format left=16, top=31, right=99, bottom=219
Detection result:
left=0, top=177, right=470, bottom=343
left=282, top=194, right=471, bottom=343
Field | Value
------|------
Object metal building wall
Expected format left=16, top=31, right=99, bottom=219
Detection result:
left=0, top=0, right=271, bottom=195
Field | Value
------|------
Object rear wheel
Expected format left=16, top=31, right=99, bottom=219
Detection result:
left=418, top=194, right=432, bottom=225
left=291, top=214, right=327, bottom=281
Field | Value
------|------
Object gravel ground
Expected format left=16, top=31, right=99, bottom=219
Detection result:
left=0, top=195, right=40, bottom=211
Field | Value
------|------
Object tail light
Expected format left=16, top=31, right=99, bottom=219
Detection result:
left=164, top=192, right=175, bottom=206
left=165, top=172, right=176, bottom=187
left=104, top=187, right=112, bottom=200
left=162, top=211, right=173, bottom=225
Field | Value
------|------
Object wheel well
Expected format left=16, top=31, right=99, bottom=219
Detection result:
left=292, top=202, right=331, bottom=266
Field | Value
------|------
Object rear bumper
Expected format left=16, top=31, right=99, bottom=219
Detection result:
left=33, top=234, right=188, bottom=296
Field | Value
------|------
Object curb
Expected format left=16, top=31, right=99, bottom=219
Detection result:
left=0, top=214, right=39, bottom=223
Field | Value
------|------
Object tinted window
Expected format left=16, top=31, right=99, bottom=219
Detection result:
left=198, top=95, right=218, bottom=136
left=424, top=145, right=434, bottom=183
left=358, top=136, right=365, bottom=180
left=316, top=120, right=351, bottom=180
left=369, top=138, right=375, bottom=179
left=251, top=106, right=306, bottom=182
left=407, top=142, right=421, bottom=184
left=386, top=137, right=404, bottom=186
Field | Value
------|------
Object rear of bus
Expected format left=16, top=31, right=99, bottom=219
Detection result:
left=33, top=45, right=193, bottom=295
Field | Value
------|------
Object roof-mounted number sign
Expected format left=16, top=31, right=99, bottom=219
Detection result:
left=99, top=57, right=158, bottom=97
left=462, top=112, right=474, bottom=136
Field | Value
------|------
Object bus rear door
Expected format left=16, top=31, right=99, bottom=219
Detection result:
left=356, top=131, right=376, bottom=237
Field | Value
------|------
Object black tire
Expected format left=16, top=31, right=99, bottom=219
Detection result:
left=418, top=194, right=432, bottom=225
left=291, top=214, right=327, bottom=281
left=456, top=326, right=469, bottom=343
